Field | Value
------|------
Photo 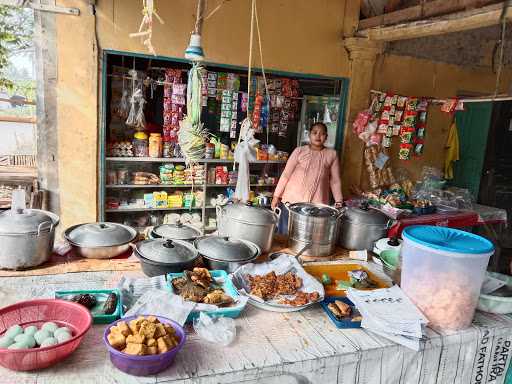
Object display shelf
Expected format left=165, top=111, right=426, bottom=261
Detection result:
left=106, top=184, right=203, bottom=188
left=105, top=206, right=202, bottom=213
left=106, top=157, right=286, bottom=164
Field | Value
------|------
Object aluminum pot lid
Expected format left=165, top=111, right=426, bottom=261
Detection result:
left=0, top=209, right=55, bottom=234
left=222, top=202, right=278, bottom=225
left=151, top=222, right=201, bottom=240
left=65, top=222, right=137, bottom=247
left=344, top=205, right=389, bottom=225
left=194, top=236, right=260, bottom=262
left=136, top=239, right=198, bottom=264
left=288, top=202, right=339, bottom=218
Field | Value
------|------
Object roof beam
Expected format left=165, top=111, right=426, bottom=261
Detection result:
left=358, top=0, right=501, bottom=29
left=357, top=2, right=512, bottom=42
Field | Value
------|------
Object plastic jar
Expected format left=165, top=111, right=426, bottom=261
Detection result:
left=133, top=132, right=148, bottom=157
left=400, top=226, right=494, bottom=331
left=149, top=133, right=162, bottom=158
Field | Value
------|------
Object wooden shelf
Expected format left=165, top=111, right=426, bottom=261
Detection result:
left=106, top=184, right=201, bottom=188
left=105, top=206, right=202, bottom=213
left=106, top=157, right=286, bottom=164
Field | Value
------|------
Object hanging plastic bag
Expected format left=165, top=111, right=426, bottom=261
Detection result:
left=234, top=120, right=259, bottom=201
left=193, top=312, right=236, bottom=346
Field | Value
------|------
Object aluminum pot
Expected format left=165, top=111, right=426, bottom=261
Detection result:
left=0, top=208, right=59, bottom=270
left=338, top=204, right=390, bottom=251
left=216, top=202, right=280, bottom=253
left=134, top=238, right=199, bottom=277
left=194, top=235, right=260, bottom=273
left=286, top=203, right=342, bottom=257
left=149, top=222, right=202, bottom=242
left=64, top=222, right=137, bottom=259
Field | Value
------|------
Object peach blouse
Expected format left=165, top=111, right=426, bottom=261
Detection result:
left=274, top=146, right=343, bottom=205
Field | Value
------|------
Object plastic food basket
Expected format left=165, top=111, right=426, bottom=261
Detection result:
left=167, top=270, right=245, bottom=322
left=55, top=289, right=123, bottom=324
left=0, top=299, right=92, bottom=371
left=320, top=297, right=361, bottom=329
left=401, top=226, right=494, bottom=331
left=477, top=272, right=512, bottom=314
left=103, top=315, right=186, bottom=376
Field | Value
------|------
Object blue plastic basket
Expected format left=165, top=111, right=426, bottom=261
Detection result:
left=55, top=289, right=123, bottom=324
left=166, top=270, right=245, bottom=322
left=320, top=297, right=361, bottom=329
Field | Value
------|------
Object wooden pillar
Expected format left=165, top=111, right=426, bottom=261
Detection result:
left=341, top=37, right=384, bottom=196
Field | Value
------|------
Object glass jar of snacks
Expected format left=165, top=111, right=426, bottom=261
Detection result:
left=133, top=132, right=149, bottom=157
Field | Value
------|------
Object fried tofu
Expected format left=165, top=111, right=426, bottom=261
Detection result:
left=146, top=315, right=159, bottom=324
left=138, top=321, right=157, bottom=339
left=126, top=333, right=145, bottom=344
left=107, top=332, right=126, bottom=350
left=125, top=342, right=146, bottom=356
left=154, top=323, right=167, bottom=338
left=146, top=346, right=158, bottom=355
left=116, top=321, right=131, bottom=337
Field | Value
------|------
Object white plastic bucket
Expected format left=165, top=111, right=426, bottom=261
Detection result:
left=401, top=226, right=494, bottom=331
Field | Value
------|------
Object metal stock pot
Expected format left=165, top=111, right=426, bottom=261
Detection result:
left=338, top=204, right=390, bottom=251
left=216, top=202, right=280, bottom=253
left=286, top=202, right=342, bottom=257
left=0, top=208, right=60, bottom=269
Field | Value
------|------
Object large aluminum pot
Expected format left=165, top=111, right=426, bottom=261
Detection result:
left=338, top=204, right=390, bottom=251
left=0, top=208, right=60, bottom=270
left=194, top=235, right=261, bottom=273
left=64, top=222, right=137, bottom=259
left=216, top=202, right=280, bottom=253
left=286, top=203, right=342, bottom=257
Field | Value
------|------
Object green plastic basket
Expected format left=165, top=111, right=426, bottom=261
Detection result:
left=55, top=289, right=123, bottom=324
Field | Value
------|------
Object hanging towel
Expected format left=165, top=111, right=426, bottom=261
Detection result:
left=444, top=120, right=460, bottom=180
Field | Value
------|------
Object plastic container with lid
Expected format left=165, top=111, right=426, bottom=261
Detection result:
left=133, top=132, right=148, bottom=157
left=148, top=133, right=162, bottom=158
left=400, top=225, right=494, bottom=331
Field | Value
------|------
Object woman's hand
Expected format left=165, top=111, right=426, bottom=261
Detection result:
left=334, top=201, right=344, bottom=209
left=271, top=196, right=282, bottom=210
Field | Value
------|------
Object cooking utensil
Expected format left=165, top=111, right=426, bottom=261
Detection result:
left=216, top=202, right=280, bottom=253
left=338, top=203, right=390, bottom=251
left=194, top=235, right=260, bottom=273
left=0, top=208, right=60, bottom=270
left=149, top=221, right=202, bottom=242
left=286, top=202, right=342, bottom=257
left=64, top=222, right=137, bottom=259
left=134, top=238, right=199, bottom=276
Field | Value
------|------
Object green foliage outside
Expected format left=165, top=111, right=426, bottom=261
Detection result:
left=0, top=5, right=35, bottom=117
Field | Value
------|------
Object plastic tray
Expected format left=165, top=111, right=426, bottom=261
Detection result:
left=320, top=297, right=361, bottom=328
left=303, top=264, right=389, bottom=297
left=166, top=270, right=245, bottom=322
left=55, top=289, right=123, bottom=324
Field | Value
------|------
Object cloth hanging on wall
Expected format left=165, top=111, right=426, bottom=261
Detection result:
left=444, top=120, right=460, bottom=180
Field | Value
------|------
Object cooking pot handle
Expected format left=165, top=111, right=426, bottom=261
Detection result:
left=273, top=207, right=282, bottom=221
left=336, top=206, right=347, bottom=220
left=37, top=220, right=53, bottom=236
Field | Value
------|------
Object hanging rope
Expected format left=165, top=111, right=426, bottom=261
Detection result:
left=254, top=0, right=270, bottom=146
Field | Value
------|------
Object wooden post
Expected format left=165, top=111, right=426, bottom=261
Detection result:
left=342, top=38, right=384, bottom=195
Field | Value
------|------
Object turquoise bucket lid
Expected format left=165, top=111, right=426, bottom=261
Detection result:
left=402, top=225, right=494, bottom=255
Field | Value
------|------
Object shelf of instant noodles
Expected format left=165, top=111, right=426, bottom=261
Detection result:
left=105, top=206, right=203, bottom=213
left=105, top=157, right=287, bottom=164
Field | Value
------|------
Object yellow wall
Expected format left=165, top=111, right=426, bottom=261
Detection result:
left=372, top=54, right=512, bottom=182
left=54, top=0, right=355, bottom=231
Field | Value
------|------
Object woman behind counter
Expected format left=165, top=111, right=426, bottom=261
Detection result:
left=271, top=122, right=343, bottom=234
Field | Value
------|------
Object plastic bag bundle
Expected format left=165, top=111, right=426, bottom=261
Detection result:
left=193, top=312, right=236, bottom=346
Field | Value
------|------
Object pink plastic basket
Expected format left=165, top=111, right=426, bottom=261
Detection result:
left=0, top=299, right=92, bottom=371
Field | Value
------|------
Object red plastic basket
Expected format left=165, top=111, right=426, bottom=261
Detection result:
left=0, top=299, right=92, bottom=371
